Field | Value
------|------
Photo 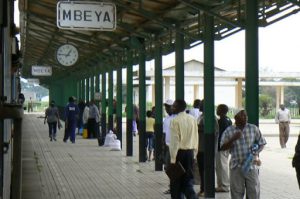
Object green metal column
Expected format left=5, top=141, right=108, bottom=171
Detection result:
left=154, top=42, right=163, bottom=171
left=245, top=0, right=259, bottom=125
left=80, top=79, right=84, bottom=101
left=126, top=51, right=133, bottom=156
left=175, top=23, right=185, bottom=100
left=203, top=13, right=215, bottom=198
left=101, top=73, right=107, bottom=144
left=86, top=78, right=90, bottom=102
left=95, top=74, right=100, bottom=93
left=90, top=76, right=95, bottom=100
left=108, top=70, right=114, bottom=131
left=138, top=38, right=147, bottom=162
left=116, top=66, right=123, bottom=148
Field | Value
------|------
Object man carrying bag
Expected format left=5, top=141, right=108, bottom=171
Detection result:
left=168, top=99, right=198, bottom=199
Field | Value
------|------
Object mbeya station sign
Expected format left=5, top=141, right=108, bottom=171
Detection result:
left=57, top=1, right=116, bottom=31
left=31, top=66, right=52, bottom=76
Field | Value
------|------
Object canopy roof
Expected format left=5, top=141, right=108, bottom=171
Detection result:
left=19, top=0, right=300, bottom=86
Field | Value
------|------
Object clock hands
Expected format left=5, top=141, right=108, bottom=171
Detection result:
left=66, top=49, right=72, bottom=57
left=58, top=50, right=72, bottom=57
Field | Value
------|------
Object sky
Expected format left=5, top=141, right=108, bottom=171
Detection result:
left=15, top=1, right=300, bottom=72
left=163, top=11, right=300, bottom=72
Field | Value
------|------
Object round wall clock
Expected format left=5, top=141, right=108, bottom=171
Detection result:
left=56, top=44, right=79, bottom=66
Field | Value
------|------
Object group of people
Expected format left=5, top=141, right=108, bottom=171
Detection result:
left=44, top=97, right=102, bottom=145
left=162, top=99, right=267, bottom=199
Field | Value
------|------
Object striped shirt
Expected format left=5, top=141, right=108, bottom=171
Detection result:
left=220, top=123, right=266, bottom=169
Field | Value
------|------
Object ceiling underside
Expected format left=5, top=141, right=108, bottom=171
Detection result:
left=19, top=0, right=300, bottom=86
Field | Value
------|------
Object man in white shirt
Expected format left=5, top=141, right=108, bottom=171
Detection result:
left=189, top=99, right=202, bottom=120
left=169, top=99, right=198, bottom=199
left=275, top=104, right=291, bottom=148
left=162, top=99, right=175, bottom=194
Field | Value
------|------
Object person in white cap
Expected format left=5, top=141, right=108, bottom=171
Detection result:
left=162, top=99, right=175, bottom=194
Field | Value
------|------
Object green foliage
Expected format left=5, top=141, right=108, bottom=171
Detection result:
left=259, top=94, right=273, bottom=117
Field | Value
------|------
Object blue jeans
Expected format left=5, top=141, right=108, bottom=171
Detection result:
left=146, top=132, right=154, bottom=151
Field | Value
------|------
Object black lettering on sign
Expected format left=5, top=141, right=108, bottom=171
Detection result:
left=95, top=11, right=102, bottom=21
left=103, top=11, right=111, bottom=22
left=63, top=10, right=71, bottom=20
left=74, top=10, right=82, bottom=21
left=84, top=10, right=92, bottom=21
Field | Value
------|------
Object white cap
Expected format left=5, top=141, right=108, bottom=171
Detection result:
left=164, top=99, right=174, bottom=106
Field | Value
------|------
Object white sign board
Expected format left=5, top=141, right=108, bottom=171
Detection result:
left=27, top=78, right=40, bottom=84
left=31, top=66, right=52, bottom=76
left=57, top=1, right=116, bottom=31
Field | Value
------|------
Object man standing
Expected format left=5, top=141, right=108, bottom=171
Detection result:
left=88, top=99, right=101, bottom=145
left=64, top=97, right=79, bottom=143
left=275, top=104, right=291, bottom=148
left=169, top=99, right=198, bottom=199
left=162, top=99, right=175, bottom=194
left=215, top=104, right=232, bottom=192
left=221, top=110, right=266, bottom=199
left=28, top=97, right=33, bottom=112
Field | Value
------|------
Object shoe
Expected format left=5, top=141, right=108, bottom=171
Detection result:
left=215, top=187, right=229, bottom=192
left=163, top=189, right=171, bottom=194
left=53, top=138, right=57, bottom=141
left=50, top=138, right=53, bottom=141
left=197, top=191, right=204, bottom=197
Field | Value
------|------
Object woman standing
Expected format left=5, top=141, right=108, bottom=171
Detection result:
left=44, top=100, right=61, bottom=141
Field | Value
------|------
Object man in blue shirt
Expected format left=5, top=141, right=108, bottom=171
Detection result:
left=63, top=97, right=79, bottom=143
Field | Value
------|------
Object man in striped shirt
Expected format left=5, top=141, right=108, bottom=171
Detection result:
left=220, top=110, right=266, bottom=199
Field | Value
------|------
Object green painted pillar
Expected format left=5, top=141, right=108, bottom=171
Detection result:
left=116, top=66, right=123, bottom=148
left=90, top=76, right=95, bottom=100
left=81, top=79, right=85, bottom=101
left=175, top=23, right=184, bottom=100
left=101, top=73, right=107, bottom=144
left=108, top=70, right=114, bottom=131
left=154, top=43, right=163, bottom=171
left=245, top=0, right=259, bottom=126
left=138, top=38, right=147, bottom=162
left=95, top=74, right=100, bottom=93
left=86, top=78, right=90, bottom=102
left=126, top=51, right=133, bottom=156
left=203, top=13, right=215, bottom=198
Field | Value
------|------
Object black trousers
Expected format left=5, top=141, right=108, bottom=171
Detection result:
left=296, top=167, right=300, bottom=189
left=87, top=118, right=97, bottom=138
left=170, top=149, right=197, bottom=199
left=197, top=151, right=204, bottom=193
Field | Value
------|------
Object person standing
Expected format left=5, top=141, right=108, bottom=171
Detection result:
left=44, top=100, right=61, bottom=141
left=292, top=133, right=300, bottom=189
left=220, top=110, right=266, bottom=199
left=88, top=99, right=101, bottom=145
left=63, top=97, right=79, bottom=143
left=215, top=104, right=232, bottom=192
left=189, top=99, right=202, bottom=120
left=145, top=110, right=155, bottom=161
left=196, top=100, right=219, bottom=197
left=169, top=99, right=198, bottom=199
left=275, top=104, right=291, bottom=148
left=162, top=99, right=175, bottom=194
left=28, top=97, right=33, bottom=112
left=77, top=99, right=85, bottom=134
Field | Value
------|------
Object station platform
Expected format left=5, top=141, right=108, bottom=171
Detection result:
left=22, top=113, right=299, bottom=199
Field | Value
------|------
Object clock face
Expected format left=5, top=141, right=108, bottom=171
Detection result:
left=56, top=44, right=79, bottom=66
